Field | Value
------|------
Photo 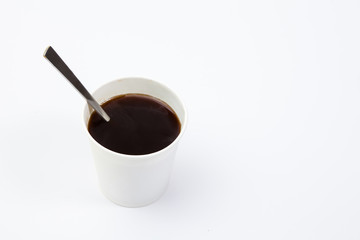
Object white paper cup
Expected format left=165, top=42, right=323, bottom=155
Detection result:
left=83, top=77, right=187, bottom=207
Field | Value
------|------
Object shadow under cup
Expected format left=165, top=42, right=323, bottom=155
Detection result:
left=83, top=77, right=187, bottom=207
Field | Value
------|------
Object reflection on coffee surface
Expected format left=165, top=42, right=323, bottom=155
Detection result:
left=88, top=94, right=181, bottom=155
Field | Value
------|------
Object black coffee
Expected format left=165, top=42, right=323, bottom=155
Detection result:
left=88, top=94, right=181, bottom=155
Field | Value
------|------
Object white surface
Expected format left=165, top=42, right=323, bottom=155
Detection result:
left=0, top=0, right=360, bottom=239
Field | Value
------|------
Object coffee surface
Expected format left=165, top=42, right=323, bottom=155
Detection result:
left=88, top=94, right=181, bottom=155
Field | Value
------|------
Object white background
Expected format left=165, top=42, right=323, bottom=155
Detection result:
left=1, top=0, right=360, bottom=239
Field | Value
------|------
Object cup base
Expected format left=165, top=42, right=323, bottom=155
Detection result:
left=99, top=186, right=169, bottom=208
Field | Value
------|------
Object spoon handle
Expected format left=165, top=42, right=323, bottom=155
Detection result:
left=44, top=46, right=110, bottom=122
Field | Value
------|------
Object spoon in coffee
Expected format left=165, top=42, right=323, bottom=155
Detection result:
left=43, top=46, right=110, bottom=122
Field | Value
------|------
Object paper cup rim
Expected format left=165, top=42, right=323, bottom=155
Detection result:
left=83, top=77, right=187, bottom=159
